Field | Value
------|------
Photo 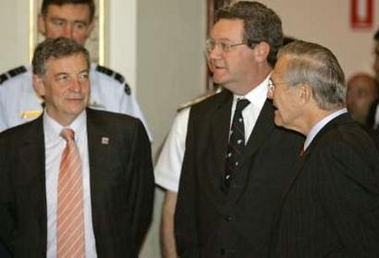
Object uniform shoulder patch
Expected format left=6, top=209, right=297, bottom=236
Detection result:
left=0, top=66, right=27, bottom=85
left=177, top=88, right=222, bottom=112
left=95, top=65, right=131, bottom=95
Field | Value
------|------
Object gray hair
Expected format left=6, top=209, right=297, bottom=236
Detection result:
left=278, top=40, right=346, bottom=110
left=32, top=37, right=90, bottom=76
left=216, top=1, right=283, bottom=67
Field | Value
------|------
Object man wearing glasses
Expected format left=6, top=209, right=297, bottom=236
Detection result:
left=169, top=2, right=303, bottom=257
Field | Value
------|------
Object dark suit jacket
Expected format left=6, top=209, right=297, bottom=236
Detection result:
left=269, top=113, right=379, bottom=257
left=0, top=108, right=154, bottom=258
left=174, top=90, right=304, bottom=257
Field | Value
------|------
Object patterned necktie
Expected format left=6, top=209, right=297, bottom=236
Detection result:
left=223, top=98, right=250, bottom=192
left=57, top=128, right=85, bottom=258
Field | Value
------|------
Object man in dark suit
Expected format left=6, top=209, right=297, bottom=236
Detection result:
left=174, top=2, right=303, bottom=257
left=267, top=40, right=379, bottom=257
left=0, top=37, right=154, bottom=257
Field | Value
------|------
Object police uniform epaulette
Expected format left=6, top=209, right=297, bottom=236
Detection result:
left=177, top=88, right=222, bottom=112
left=0, top=66, right=27, bottom=85
left=96, top=65, right=131, bottom=95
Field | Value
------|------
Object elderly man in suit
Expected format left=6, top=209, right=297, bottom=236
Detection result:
left=267, top=40, right=379, bottom=257
left=0, top=37, right=154, bottom=257
left=174, top=2, right=303, bottom=257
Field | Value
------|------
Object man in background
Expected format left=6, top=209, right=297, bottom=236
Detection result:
left=346, top=72, right=378, bottom=127
left=267, top=40, right=379, bottom=257
left=0, top=0, right=151, bottom=139
left=374, top=29, right=379, bottom=83
left=0, top=37, right=154, bottom=257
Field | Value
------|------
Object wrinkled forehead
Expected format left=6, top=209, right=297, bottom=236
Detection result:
left=44, top=3, right=92, bottom=23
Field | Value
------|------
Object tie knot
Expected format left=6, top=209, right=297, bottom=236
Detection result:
left=60, top=128, right=75, bottom=142
left=236, top=98, right=250, bottom=112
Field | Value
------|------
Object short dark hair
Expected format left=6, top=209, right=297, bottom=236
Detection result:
left=40, top=0, right=96, bottom=23
left=32, top=37, right=90, bottom=76
left=216, top=1, right=283, bottom=67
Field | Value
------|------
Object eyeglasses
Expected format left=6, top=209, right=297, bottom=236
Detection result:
left=267, top=79, right=289, bottom=93
left=205, top=38, right=247, bottom=54
left=206, top=38, right=262, bottom=53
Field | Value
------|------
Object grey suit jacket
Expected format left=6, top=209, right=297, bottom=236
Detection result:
left=0, top=108, right=154, bottom=257
left=175, top=90, right=304, bottom=257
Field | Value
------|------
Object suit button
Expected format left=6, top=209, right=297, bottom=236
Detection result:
left=221, top=248, right=226, bottom=256
left=224, top=216, right=232, bottom=222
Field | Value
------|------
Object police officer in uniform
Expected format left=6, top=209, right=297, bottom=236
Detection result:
left=0, top=0, right=151, bottom=139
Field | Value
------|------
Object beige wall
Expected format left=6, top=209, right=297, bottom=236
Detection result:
left=259, top=0, right=379, bottom=79
left=0, top=0, right=378, bottom=257
left=136, top=1, right=206, bottom=257
left=0, top=1, right=30, bottom=72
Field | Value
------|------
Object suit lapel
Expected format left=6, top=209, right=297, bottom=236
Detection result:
left=242, top=100, right=275, bottom=162
left=87, top=110, right=110, bottom=179
left=210, top=92, right=233, bottom=176
left=16, top=116, right=48, bottom=245
left=279, top=113, right=352, bottom=204
left=86, top=109, right=115, bottom=237
left=227, top=100, right=277, bottom=203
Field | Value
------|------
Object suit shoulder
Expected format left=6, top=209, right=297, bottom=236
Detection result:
left=0, top=65, right=28, bottom=85
left=192, top=88, right=229, bottom=110
left=88, top=108, right=140, bottom=124
left=177, top=88, right=223, bottom=112
left=94, top=64, right=131, bottom=95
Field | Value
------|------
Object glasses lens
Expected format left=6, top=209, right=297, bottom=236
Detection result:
left=206, top=39, right=215, bottom=53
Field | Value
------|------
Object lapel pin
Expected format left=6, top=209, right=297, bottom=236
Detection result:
left=101, top=137, right=109, bottom=145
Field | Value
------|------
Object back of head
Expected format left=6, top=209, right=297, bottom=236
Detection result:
left=279, top=40, right=346, bottom=111
left=32, top=37, right=90, bottom=76
left=41, top=0, right=96, bottom=23
left=216, top=1, right=283, bottom=67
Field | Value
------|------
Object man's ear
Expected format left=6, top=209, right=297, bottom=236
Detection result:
left=33, top=74, right=45, bottom=98
left=37, top=14, right=46, bottom=36
left=299, top=84, right=312, bottom=104
left=253, top=41, right=270, bottom=63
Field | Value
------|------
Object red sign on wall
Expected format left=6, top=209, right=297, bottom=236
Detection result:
left=351, top=0, right=374, bottom=29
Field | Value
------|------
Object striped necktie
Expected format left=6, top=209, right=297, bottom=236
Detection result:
left=222, top=98, right=250, bottom=193
left=57, top=128, right=85, bottom=258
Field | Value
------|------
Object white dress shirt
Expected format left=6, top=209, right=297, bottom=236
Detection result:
left=155, top=75, right=270, bottom=192
left=43, top=111, right=97, bottom=258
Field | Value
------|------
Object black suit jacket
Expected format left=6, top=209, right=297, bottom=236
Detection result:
left=0, top=108, right=154, bottom=257
left=269, top=113, right=379, bottom=257
left=175, top=90, right=304, bottom=257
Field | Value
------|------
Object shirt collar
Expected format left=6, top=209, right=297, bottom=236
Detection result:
left=233, top=74, right=270, bottom=108
left=304, top=108, right=348, bottom=150
left=43, top=110, right=87, bottom=141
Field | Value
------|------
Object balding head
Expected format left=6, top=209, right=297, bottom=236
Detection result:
left=347, top=73, right=378, bottom=124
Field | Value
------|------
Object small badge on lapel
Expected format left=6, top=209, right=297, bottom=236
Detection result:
left=101, top=137, right=109, bottom=145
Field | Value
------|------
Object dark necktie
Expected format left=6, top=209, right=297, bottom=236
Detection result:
left=222, top=98, right=250, bottom=192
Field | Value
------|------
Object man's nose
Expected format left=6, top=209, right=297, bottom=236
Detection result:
left=62, top=24, right=74, bottom=39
